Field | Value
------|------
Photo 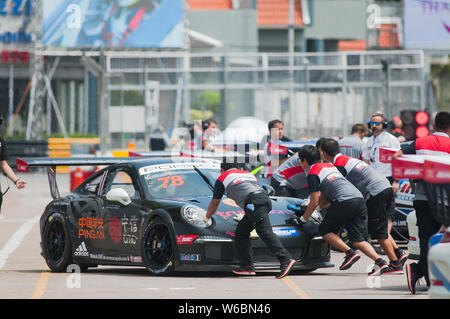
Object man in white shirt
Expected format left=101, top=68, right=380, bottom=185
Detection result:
left=362, top=113, right=401, bottom=180
left=362, top=113, right=406, bottom=262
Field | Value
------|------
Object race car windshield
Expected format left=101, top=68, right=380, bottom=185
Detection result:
left=142, top=169, right=220, bottom=199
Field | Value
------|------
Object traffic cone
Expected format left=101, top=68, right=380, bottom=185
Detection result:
left=128, top=141, right=136, bottom=151
left=71, top=167, right=85, bottom=191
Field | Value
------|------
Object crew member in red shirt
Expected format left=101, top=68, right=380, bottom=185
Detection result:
left=394, top=111, right=450, bottom=294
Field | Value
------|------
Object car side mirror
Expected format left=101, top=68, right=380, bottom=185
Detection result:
left=261, top=184, right=275, bottom=196
left=106, top=188, right=132, bottom=206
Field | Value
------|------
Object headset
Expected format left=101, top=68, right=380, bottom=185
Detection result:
left=202, top=119, right=218, bottom=131
left=202, top=119, right=211, bottom=131
left=367, top=112, right=388, bottom=129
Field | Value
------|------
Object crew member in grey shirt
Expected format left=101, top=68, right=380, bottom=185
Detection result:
left=321, top=138, right=407, bottom=275
left=338, top=123, right=367, bottom=159
left=206, top=162, right=295, bottom=279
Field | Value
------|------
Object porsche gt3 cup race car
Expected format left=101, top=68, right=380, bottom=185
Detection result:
left=17, top=156, right=333, bottom=275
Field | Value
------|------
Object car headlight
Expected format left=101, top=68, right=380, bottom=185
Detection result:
left=181, top=205, right=212, bottom=228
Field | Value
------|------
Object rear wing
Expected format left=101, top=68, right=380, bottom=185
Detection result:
left=392, top=155, right=450, bottom=226
left=131, top=149, right=261, bottom=166
left=128, top=150, right=181, bottom=158
left=16, top=157, right=138, bottom=200
left=16, top=157, right=135, bottom=173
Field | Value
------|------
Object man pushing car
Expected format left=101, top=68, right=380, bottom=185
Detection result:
left=205, top=162, right=296, bottom=279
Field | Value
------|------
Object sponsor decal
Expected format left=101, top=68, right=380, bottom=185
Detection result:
left=74, top=242, right=89, bottom=257
left=436, top=171, right=450, bottom=179
left=269, top=210, right=297, bottom=217
left=395, top=179, right=415, bottom=204
left=130, top=256, right=142, bottom=263
left=156, top=175, right=185, bottom=189
left=222, top=198, right=239, bottom=207
left=139, top=162, right=219, bottom=175
left=215, top=210, right=244, bottom=220
left=392, top=220, right=407, bottom=227
left=89, top=254, right=130, bottom=262
left=403, top=169, right=421, bottom=176
left=327, top=173, right=339, bottom=182
left=180, top=253, right=201, bottom=262
left=273, top=227, right=299, bottom=237
left=121, top=215, right=139, bottom=245
left=395, top=207, right=414, bottom=216
left=216, top=209, right=297, bottom=220
left=109, top=217, right=122, bottom=244
left=78, top=217, right=105, bottom=240
left=176, top=235, right=199, bottom=245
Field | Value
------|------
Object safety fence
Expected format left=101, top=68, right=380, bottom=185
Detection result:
left=105, top=50, right=427, bottom=146
left=5, top=50, right=428, bottom=150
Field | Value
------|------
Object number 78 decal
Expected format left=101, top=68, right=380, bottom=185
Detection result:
left=157, top=175, right=184, bottom=189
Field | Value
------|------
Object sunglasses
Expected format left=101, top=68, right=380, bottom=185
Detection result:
left=369, top=121, right=382, bottom=127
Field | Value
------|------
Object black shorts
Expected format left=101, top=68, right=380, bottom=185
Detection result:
left=386, top=176, right=396, bottom=218
left=366, top=188, right=393, bottom=239
left=318, top=198, right=368, bottom=243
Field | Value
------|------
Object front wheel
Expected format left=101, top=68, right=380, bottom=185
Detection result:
left=141, top=217, right=176, bottom=275
left=42, top=213, right=73, bottom=272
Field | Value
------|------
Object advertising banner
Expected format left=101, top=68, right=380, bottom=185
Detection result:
left=404, top=0, right=450, bottom=49
left=43, top=0, right=184, bottom=48
left=0, top=0, right=39, bottom=50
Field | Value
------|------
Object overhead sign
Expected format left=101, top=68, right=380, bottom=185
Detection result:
left=43, top=0, right=184, bottom=48
left=404, top=0, right=450, bottom=49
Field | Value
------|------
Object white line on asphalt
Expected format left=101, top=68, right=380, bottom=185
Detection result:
left=0, top=215, right=40, bottom=270
left=169, top=287, right=196, bottom=290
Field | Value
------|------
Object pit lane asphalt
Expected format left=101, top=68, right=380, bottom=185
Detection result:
left=0, top=172, right=428, bottom=300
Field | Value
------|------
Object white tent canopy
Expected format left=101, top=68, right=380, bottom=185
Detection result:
left=211, top=117, right=268, bottom=145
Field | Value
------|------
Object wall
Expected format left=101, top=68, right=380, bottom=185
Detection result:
left=304, top=0, right=369, bottom=40
left=188, top=10, right=258, bottom=53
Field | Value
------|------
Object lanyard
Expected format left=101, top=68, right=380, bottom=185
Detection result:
left=2, top=172, right=10, bottom=196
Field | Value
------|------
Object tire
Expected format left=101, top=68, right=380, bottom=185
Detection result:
left=292, top=269, right=317, bottom=275
left=42, top=213, right=73, bottom=272
left=141, top=217, right=176, bottom=275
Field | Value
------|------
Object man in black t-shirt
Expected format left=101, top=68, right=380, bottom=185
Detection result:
left=0, top=135, right=26, bottom=212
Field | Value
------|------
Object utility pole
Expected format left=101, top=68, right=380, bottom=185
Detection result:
left=288, top=0, right=295, bottom=137
left=26, top=0, right=45, bottom=140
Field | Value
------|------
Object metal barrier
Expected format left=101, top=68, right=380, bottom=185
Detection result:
left=105, top=50, right=427, bottom=142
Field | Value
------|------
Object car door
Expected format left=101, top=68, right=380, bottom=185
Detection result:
left=96, top=166, right=144, bottom=258
left=70, top=171, right=108, bottom=256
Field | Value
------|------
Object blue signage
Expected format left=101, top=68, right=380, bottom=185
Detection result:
left=0, top=0, right=35, bottom=44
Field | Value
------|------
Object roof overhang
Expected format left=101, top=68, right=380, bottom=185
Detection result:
left=186, top=28, right=223, bottom=48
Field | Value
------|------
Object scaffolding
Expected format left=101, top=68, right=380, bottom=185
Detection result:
left=4, top=49, right=429, bottom=151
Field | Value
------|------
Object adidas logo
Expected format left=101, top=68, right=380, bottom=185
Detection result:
left=74, top=242, right=89, bottom=257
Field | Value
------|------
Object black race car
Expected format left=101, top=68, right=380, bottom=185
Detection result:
left=18, top=156, right=333, bottom=275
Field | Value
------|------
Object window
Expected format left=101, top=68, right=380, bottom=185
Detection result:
left=105, top=170, right=141, bottom=200
left=83, top=174, right=104, bottom=195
